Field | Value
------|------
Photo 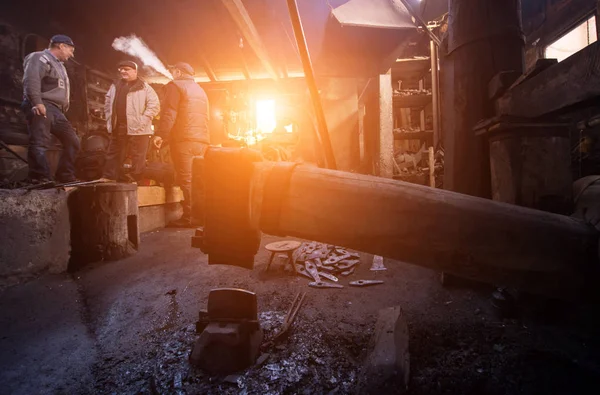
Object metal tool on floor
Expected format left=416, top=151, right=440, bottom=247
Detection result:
left=370, top=255, right=387, bottom=271
left=318, top=272, right=338, bottom=282
left=262, top=291, right=306, bottom=350
left=309, top=281, right=344, bottom=289
left=304, top=260, right=321, bottom=282
left=349, top=280, right=384, bottom=287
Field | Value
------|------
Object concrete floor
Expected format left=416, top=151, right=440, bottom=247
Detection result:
left=1, top=228, right=599, bottom=394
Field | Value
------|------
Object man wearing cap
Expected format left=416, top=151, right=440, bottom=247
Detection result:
left=21, top=34, right=80, bottom=183
left=153, top=62, right=210, bottom=227
left=102, top=60, right=160, bottom=182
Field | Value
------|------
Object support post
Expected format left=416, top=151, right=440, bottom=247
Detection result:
left=378, top=70, right=394, bottom=178
left=442, top=0, right=524, bottom=197
left=428, top=146, right=435, bottom=187
left=430, top=40, right=440, bottom=147
left=286, top=0, right=337, bottom=169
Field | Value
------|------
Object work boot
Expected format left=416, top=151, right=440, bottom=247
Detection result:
left=167, top=217, right=195, bottom=228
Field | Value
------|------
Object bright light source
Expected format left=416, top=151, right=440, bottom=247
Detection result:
left=256, top=100, right=276, bottom=133
left=545, top=15, right=597, bottom=62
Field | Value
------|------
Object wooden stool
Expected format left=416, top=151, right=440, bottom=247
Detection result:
left=265, top=241, right=302, bottom=274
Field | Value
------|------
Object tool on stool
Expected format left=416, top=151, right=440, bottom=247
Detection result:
left=264, top=240, right=302, bottom=274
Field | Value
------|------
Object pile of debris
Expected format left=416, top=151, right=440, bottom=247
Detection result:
left=393, top=145, right=444, bottom=188
left=291, top=242, right=362, bottom=288
left=284, top=241, right=383, bottom=288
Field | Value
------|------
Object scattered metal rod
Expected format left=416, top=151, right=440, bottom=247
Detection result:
left=29, top=179, right=108, bottom=191
left=349, top=280, right=384, bottom=287
left=304, top=260, right=321, bottom=282
left=309, top=281, right=344, bottom=289
left=318, top=272, right=339, bottom=283
left=262, top=292, right=306, bottom=349
left=22, top=181, right=56, bottom=191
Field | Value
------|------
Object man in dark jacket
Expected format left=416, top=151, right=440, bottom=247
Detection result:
left=21, top=34, right=80, bottom=183
left=153, top=62, right=209, bottom=227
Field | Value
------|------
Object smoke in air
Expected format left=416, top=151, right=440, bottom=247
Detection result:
left=112, top=35, right=173, bottom=80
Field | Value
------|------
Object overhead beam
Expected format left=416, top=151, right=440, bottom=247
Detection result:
left=199, top=53, right=219, bottom=82
left=220, top=0, right=279, bottom=81
left=497, top=41, right=600, bottom=118
left=286, top=0, right=337, bottom=169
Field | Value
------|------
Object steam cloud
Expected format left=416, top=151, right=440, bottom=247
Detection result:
left=112, top=35, right=173, bottom=80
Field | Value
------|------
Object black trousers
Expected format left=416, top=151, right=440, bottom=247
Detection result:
left=103, top=126, right=151, bottom=181
left=171, top=141, right=208, bottom=219
left=23, top=101, right=80, bottom=181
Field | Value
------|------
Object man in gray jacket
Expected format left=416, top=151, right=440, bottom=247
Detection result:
left=153, top=62, right=209, bottom=227
left=102, top=60, right=160, bottom=182
left=22, top=34, right=80, bottom=183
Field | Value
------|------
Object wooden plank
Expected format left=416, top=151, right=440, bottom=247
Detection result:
left=220, top=0, right=279, bottom=81
left=379, top=71, right=394, bottom=178
left=497, top=41, right=600, bottom=118
left=248, top=162, right=598, bottom=299
left=428, top=146, right=435, bottom=187
left=137, top=186, right=183, bottom=207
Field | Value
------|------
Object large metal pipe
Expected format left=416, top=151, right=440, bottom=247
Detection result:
left=195, top=149, right=599, bottom=301
left=285, top=0, right=337, bottom=170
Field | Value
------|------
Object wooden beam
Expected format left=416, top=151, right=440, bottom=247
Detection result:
left=200, top=53, right=219, bottom=82
left=172, top=7, right=219, bottom=81
left=247, top=162, right=598, bottom=300
left=597, top=0, right=600, bottom=39
left=220, top=0, right=279, bottom=81
left=497, top=41, right=600, bottom=118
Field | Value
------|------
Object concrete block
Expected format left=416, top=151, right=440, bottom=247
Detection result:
left=360, top=306, right=410, bottom=393
left=68, top=183, right=138, bottom=269
left=137, top=186, right=183, bottom=207
left=138, top=203, right=182, bottom=233
left=0, top=189, right=70, bottom=286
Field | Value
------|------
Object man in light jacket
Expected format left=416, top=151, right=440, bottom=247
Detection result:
left=22, top=34, right=80, bottom=183
left=102, top=60, right=160, bottom=182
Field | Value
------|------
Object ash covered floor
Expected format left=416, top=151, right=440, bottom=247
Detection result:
left=0, top=229, right=599, bottom=394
